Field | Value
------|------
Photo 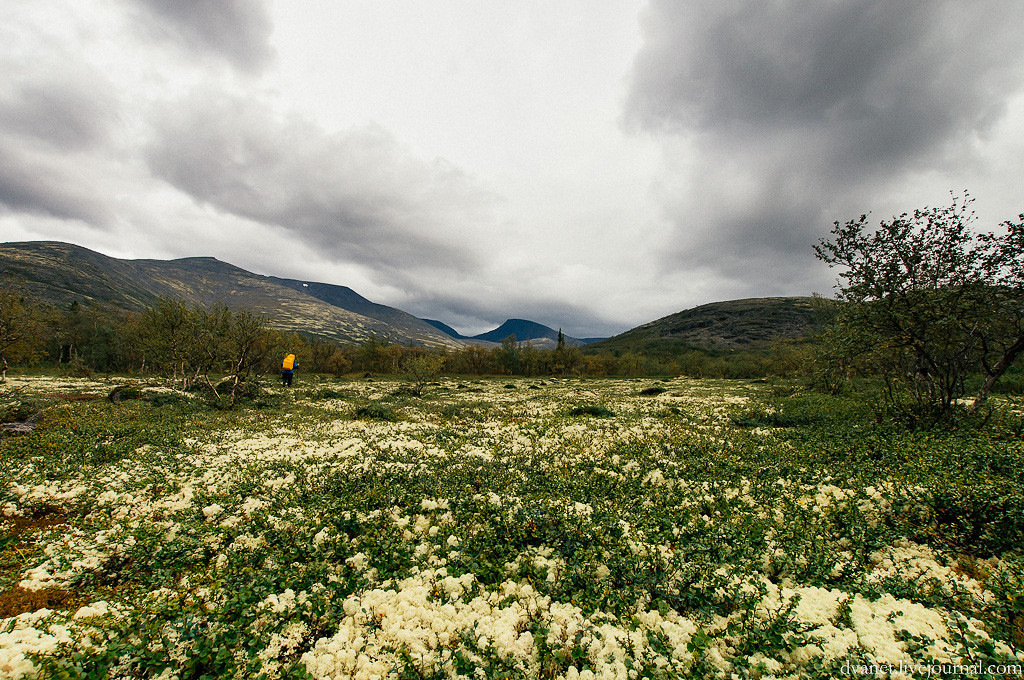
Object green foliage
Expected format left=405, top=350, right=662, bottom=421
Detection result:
left=815, top=192, right=1024, bottom=424
left=134, top=299, right=282, bottom=406
left=1, top=399, right=194, bottom=482
left=148, top=392, right=194, bottom=409
left=303, top=385, right=351, bottom=400
left=0, top=387, right=47, bottom=422
left=305, top=335, right=351, bottom=376
left=496, top=334, right=522, bottom=375
left=729, top=388, right=869, bottom=429
left=0, top=280, right=846, bottom=382
left=403, top=353, right=446, bottom=396
left=358, top=337, right=403, bottom=374
left=2, top=375, right=1023, bottom=677
left=0, top=282, right=47, bottom=377
left=353, top=401, right=400, bottom=421
left=567, top=404, right=615, bottom=418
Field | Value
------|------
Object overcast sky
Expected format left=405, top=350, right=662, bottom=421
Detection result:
left=3, top=1, right=1023, bottom=337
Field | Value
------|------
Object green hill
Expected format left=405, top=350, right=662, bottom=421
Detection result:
left=589, top=297, right=823, bottom=355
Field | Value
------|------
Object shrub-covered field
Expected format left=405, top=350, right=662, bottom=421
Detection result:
left=1, top=375, right=1022, bottom=679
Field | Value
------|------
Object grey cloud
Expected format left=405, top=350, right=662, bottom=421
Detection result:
left=145, top=92, right=490, bottom=279
left=0, top=62, right=120, bottom=223
left=0, top=75, right=117, bottom=152
left=0, top=146, right=113, bottom=224
left=629, top=1, right=1023, bottom=160
left=630, top=3, right=916, bottom=129
left=667, top=190, right=830, bottom=290
left=626, top=0, right=1024, bottom=296
left=132, top=0, right=275, bottom=73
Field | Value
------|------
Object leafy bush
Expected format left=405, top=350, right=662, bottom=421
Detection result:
left=353, top=401, right=399, bottom=421
left=307, top=386, right=349, bottom=400
left=148, top=392, right=193, bottom=409
left=206, top=379, right=278, bottom=410
left=107, top=384, right=145, bottom=403
left=568, top=404, right=615, bottom=418
left=0, top=388, right=45, bottom=422
left=815, top=193, right=1024, bottom=420
left=730, top=390, right=867, bottom=429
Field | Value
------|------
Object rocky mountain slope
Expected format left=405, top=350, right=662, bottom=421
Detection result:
left=0, top=241, right=461, bottom=347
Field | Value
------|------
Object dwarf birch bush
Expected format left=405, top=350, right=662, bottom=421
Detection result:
left=815, top=192, right=1024, bottom=424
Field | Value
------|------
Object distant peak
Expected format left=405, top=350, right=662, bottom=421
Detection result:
left=472, top=318, right=560, bottom=343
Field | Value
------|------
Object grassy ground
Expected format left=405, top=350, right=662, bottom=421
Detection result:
left=1, top=373, right=1022, bottom=679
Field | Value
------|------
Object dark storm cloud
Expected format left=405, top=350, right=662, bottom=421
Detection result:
left=132, top=0, right=275, bottom=73
left=626, top=0, right=1024, bottom=290
left=145, top=92, right=489, bottom=278
left=629, top=1, right=1022, bottom=162
left=0, top=74, right=116, bottom=151
left=0, top=148, right=112, bottom=224
left=0, top=61, right=119, bottom=223
left=667, top=183, right=827, bottom=289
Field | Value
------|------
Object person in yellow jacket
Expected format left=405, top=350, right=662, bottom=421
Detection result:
left=282, top=353, right=298, bottom=386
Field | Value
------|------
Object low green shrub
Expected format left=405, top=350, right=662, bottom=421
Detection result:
left=0, top=389, right=45, bottom=422
left=568, top=404, right=615, bottom=418
left=353, top=401, right=400, bottom=421
left=306, top=386, right=350, bottom=400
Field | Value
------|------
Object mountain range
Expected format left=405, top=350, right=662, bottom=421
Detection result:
left=0, top=241, right=822, bottom=352
left=423, top=318, right=592, bottom=349
left=0, top=241, right=457, bottom=347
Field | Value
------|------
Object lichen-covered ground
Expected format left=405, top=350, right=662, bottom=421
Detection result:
left=1, top=375, right=1022, bottom=679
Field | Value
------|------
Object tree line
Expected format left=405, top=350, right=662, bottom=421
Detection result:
left=0, top=286, right=813, bottom=386
left=0, top=295, right=286, bottom=401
